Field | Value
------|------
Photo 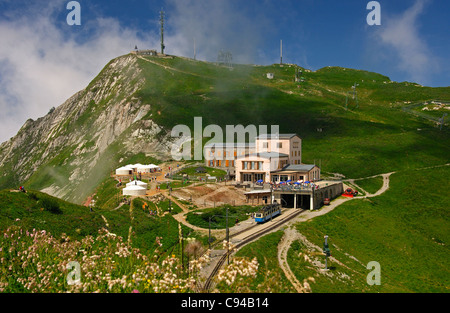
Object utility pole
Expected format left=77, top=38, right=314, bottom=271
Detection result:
left=345, top=92, right=349, bottom=110
left=160, top=9, right=165, bottom=55
left=352, top=82, right=359, bottom=108
left=226, top=207, right=230, bottom=265
left=439, top=113, right=448, bottom=131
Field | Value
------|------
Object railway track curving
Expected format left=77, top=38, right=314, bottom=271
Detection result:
left=200, top=208, right=305, bottom=292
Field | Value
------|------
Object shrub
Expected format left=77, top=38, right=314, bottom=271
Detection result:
left=39, top=197, right=62, bottom=214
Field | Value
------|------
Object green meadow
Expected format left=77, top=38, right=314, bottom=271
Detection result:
left=294, top=166, right=449, bottom=292
left=1, top=54, right=449, bottom=293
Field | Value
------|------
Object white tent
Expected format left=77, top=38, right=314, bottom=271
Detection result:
left=137, top=164, right=160, bottom=173
left=126, top=180, right=148, bottom=188
left=123, top=185, right=147, bottom=196
left=116, top=167, right=133, bottom=175
left=126, top=164, right=142, bottom=171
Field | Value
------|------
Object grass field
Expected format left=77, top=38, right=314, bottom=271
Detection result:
left=136, top=55, right=450, bottom=181
left=1, top=54, right=449, bottom=293
left=288, top=165, right=449, bottom=292
left=218, top=231, right=295, bottom=293
left=186, top=205, right=259, bottom=230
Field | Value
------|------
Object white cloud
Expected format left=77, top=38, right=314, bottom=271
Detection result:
left=0, top=0, right=276, bottom=143
left=0, top=7, right=157, bottom=143
left=373, top=0, right=438, bottom=84
left=165, top=0, right=273, bottom=64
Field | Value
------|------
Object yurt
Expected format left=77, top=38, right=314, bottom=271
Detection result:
left=126, top=164, right=142, bottom=172
left=126, top=180, right=148, bottom=188
left=137, top=164, right=160, bottom=173
left=122, top=185, right=147, bottom=196
left=136, top=165, right=153, bottom=174
left=116, top=166, right=133, bottom=176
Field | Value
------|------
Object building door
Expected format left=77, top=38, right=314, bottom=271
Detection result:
left=296, top=194, right=310, bottom=210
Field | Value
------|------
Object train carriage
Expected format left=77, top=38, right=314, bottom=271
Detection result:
left=254, top=203, right=281, bottom=223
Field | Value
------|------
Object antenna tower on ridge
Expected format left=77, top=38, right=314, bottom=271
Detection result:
left=280, top=39, right=283, bottom=64
left=160, top=9, right=165, bottom=54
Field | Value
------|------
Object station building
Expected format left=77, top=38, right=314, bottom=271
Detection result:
left=205, top=133, right=344, bottom=210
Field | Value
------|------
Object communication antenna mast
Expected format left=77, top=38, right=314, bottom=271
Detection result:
left=160, top=8, right=165, bottom=54
left=280, top=39, right=283, bottom=64
left=217, top=50, right=233, bottom=69
left=194, top=38, right=196, bottom=60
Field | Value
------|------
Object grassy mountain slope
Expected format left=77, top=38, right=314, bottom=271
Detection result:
left=0, top=55, right=172, bottom=204
left=135, top=55, right=450, bottom=178
left=0, top=53, right=449, bottom=293
left=291, top=165, right=449, bottom=293
left=1, top=53, right=448, bottom=203
left=0, top=189, right=199, bottom=256
left=230, top=166, right=449, bottom=293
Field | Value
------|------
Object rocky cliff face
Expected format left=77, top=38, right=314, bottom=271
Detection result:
left=0, top=54, right=172, bottom=203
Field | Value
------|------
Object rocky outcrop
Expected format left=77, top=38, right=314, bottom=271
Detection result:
left=0, top=54, right=172, bottom=203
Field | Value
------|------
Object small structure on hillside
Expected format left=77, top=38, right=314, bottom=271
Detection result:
left=123, top=185, right=147, bottom=196
left=137, top=164, right=160, bottom=173
left=126, top=180, right=148, bottom=188
left=116, top=166, right=133, bottom=176
left=115, top=164, right=161, bottom=176
left=266, top=73, right=274, bottom=79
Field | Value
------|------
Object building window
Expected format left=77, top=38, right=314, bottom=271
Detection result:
left=255, top=173, right=264, bottom=181
left=263, top=142, right=268, bottom=148
left=277, top=143, right=282, bottom=148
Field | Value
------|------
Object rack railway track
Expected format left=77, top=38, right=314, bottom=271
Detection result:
left=200, top=208, right=305, bottom=292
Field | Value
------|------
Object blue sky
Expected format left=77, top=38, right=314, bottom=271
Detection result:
left=0, top=0, right=449, bottom=143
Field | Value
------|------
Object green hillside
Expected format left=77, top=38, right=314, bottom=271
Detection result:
left=1, top=53, right=448, bottom=203
left=231, top=165, right=449, bottom=293
left=135, top=55, right=450, bottom=179
left=0, top=53, right=449, bottom=293
left=0, top=189, right=201, bottom=255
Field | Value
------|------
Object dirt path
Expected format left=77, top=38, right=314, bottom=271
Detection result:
left=278, top=228, right=311, bottom=293
left=137, top=55, right=206, bottom=78
left=278, top=172, right=395, bottom=292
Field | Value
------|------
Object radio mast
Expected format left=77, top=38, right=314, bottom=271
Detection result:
left=160, top=9, right=165, bottom=54
left=280, top=39, right=283, bottom=64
